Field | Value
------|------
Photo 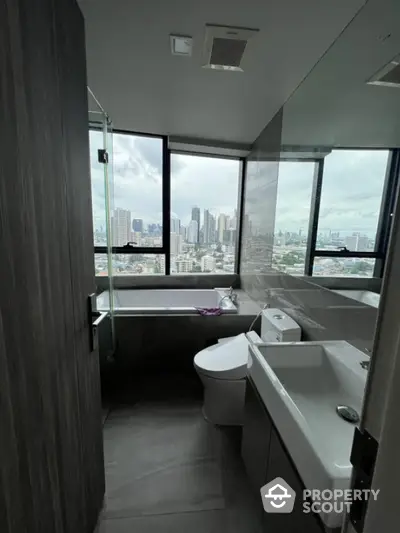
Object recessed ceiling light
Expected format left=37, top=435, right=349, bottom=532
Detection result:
left=170, top=34, right=193, bottom=56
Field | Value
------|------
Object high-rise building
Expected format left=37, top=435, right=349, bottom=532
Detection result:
left=187, top=220, right=198, bottom=244
left=223, top=229, right=236, bottom=245
left=191, top=207, right=200, bottom=243
left=201, top=255, right=216, bottom=272
left=170, top=232, right=183, bottom=256
left=180, top=225, right=187, bottom=241
left=203, top=209, right=216, bottom=244
left=148, top=223, right=162, bottom=236
left=132, top=218, right=143, bottom=233
left=171, top=217, right=180, bottom=235
left=112, top=207, right=131, bottom=246
left=345, top=233, right=369, bottom=251
left=175, top=259, right=192, bottom=273
left=217, top=214, right=226, bottom=243
left=210, top=213, right=216, bottom=243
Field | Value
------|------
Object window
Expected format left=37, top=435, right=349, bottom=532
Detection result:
left=272, top=162, right=315, bottom=275
left=95, top=254, right=165, bottom=276
left=170, top=154, right=240, bottom=274
left=91, top=127, right=395, bottom=279
left=317, top=150, right=388, bottom=252
left=312, top=149, right=390, bottom=277
left=313, top=257, right=376, bottom=277
left=112, top=132, right=163, bottom=248
left=91, top=130, right=166, bottom=276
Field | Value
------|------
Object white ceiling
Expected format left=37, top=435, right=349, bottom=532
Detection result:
left=282, top=0, right=400, bottom=148
left=79, top=0, right=365, bottom=144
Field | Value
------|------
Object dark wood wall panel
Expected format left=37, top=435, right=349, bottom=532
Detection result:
left=0, top=1, right=104, bottom=533
left=54, top=1, right=105, bottom=530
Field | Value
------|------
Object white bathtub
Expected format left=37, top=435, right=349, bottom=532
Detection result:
left=97, top=288, right=238, bottom=315
left=333, top=290, right=380, bottom=308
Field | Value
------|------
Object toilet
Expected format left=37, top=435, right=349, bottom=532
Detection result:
left=194, top=309, right=301, bottom=426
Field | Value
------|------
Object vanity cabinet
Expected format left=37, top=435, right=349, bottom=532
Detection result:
left=242, top=378, right=326, bottom=533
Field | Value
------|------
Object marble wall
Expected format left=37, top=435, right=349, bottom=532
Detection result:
left=239, top=110, right=378, bottom=354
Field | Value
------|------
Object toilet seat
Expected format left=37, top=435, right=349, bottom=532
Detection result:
left=194, top=333, right=250, bottom=380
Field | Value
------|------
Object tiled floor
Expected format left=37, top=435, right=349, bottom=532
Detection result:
left=99, top=374, right=263, bottom=532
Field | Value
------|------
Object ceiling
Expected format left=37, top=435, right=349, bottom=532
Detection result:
left=79, top=0, right=365, bottom=144
left=281, top=0, right=400, bottom=148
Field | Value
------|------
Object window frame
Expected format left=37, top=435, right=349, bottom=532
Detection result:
left=304, top=148, right=399, bottom=278
left=92, top=126, right=398, bottom=279
left=92, top=127, right=246, bottom=275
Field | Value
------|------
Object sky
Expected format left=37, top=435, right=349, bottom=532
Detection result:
left=90, top=131, right=240, bottom=231
left=90, top=131, right=389, bottom=237
left=246, top=149, right=389, bottom=236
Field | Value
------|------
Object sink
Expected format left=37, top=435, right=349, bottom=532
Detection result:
left=247, top=340, right=369, bottom=529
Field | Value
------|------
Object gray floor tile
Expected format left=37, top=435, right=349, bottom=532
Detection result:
left=99, top=510, right=226, bottom=533
left=101, top=379, right=262, bottom=531
left=103, top=403, right=224, bottom=518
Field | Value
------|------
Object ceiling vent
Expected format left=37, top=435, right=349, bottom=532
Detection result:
left=203, top=24, right=259, bottom=72
left=368, top=55, right=400, bottom=88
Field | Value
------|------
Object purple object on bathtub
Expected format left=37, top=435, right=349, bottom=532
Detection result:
left=196, top=307, right=223, bottom=316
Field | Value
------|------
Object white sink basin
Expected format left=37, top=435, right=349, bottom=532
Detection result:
left=248, top=340, right=369, bottom=529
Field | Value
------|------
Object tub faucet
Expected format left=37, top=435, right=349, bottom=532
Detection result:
left=360, top=360, right=370, bottom=371
left=227, top=287, right=238, bottom=305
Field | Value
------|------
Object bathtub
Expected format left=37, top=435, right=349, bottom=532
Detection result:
left=97, top=288, right=238, bottom=315
left=332, top=289, right=380, bottom=308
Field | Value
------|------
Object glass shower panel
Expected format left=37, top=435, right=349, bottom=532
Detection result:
left=88, top=87, right=115, bottom=351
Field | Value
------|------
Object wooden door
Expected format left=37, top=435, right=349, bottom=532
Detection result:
left=0, top=1, right=104, bottom=532
left=54, top=1, right=105, bottom=531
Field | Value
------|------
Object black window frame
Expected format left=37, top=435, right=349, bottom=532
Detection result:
left=93, top=127, right=246, bottom=275
left=304, top=148, right=399, bottom=278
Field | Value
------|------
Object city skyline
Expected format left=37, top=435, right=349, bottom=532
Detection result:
left=90, top=131, right=388, bottom=277
left=91, top=132, right=388, bottom=237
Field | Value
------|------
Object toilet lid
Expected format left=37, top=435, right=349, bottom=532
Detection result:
left=194, top=333, right=249, bottom=380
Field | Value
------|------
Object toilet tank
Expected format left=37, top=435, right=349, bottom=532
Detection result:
left=261, top=308, right=301, bottom=342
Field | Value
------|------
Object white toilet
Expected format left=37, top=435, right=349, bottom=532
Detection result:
left=194, top=309, right=301, bottom=426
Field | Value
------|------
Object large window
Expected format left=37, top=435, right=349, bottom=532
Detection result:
left=91, top=131, right=166, bottom=275
left=112, top=132, right=163, bottom=248
left=272, top=162, right=315, bottom=275
left=91, top=130, right=395, bottom=279
left=170, top=154, right=240, bottom=274
left=312, top=150, right=390, bottom=277
left=91, top=132, right=242, bottom=275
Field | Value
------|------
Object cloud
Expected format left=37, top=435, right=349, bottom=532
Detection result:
left=90, top=130, right=389, bottom=238
left=91, top=130, right=240, bottom=229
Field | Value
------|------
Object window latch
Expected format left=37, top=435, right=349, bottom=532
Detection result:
left=98, top=149, right=109, bottom=164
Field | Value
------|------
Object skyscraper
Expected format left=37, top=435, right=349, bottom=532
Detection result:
left=171, top=217, right=181, bottom=235
left=180, top=225, right=187, bottom=241
left=132, top=218, right=143, bottom=233
left=191, top=206, right=200, bottom=243
left=218, top=214, right=226, bottom=243
left=112, top=207, right=131, bottom=246
left=187, top=220, right=198, bottom=244
left=170, top=232, right=183, bottom=256
left=203, top=210, right=216, bottom=244
left=345, top=233, right=369, bottom=251
left=209, top=213, right=216, bottom=243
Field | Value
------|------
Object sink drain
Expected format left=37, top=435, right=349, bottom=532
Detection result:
left=336, top=405, right=360, bottom=424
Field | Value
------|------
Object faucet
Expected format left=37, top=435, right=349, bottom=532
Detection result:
left=360, top=360, right=370, bottom=370
left=227, top=287, right=238, bottom=305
